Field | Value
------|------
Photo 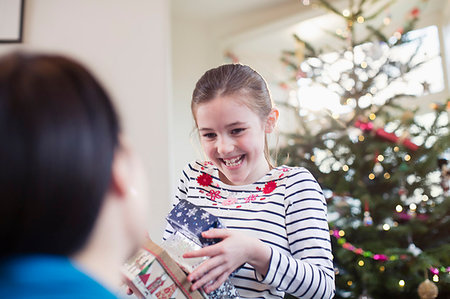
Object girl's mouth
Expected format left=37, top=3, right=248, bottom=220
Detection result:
left=221, top=155, right=245, bottom=168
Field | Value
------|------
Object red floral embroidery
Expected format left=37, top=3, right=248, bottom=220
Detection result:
left=197, top=173, right=212, bottom=187
left=279, top=174, right=284, bottom=178
left=256, top=187, right=261, bottom=191
left=207, top=190, right=221, bottom=201
left=263, top=181, right=277, bottom=194
left=245, top=194, right=258, bottom=203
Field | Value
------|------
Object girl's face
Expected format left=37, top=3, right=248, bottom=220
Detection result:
left=195, top=95, right=272, bottom=185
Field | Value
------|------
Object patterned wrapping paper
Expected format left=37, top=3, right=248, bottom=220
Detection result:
left=166, top=199, right=225, bottom=246
left=164, top=199, right=240, bottom=299
left=122, top=239, right=204, bottom=299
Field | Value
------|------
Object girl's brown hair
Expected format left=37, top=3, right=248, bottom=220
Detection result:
left=191, top=64, right=275, bottom=166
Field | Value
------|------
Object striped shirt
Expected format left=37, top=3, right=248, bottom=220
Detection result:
left=163, top=161, right=335, bottom=298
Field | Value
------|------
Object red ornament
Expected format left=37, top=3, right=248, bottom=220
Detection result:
left=410, top=7, right=420, bottom=18
left=279, top=82, right=289, bottom=90
left=354, top=120, right=418, bottom=151
left=354, top=248, right=363, bottom=255
left=263, top=181, right=277, bottom=194
left=197, top=173, right=212, bottom=187
left=354, top=120, right=373, bottom=132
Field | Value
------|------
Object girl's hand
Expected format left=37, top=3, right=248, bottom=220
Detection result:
left=182, top=229, right=271, bottom=293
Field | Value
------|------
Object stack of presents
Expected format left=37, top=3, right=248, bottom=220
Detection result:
left=123, top=200, right=240, bottom=299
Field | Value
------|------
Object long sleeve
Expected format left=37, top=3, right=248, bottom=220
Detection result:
left=256, top=168, right=335, bottom=298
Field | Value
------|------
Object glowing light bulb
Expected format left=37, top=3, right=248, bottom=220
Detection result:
left=396, top=205, right=403, bottom=212
left=347, top=280, right=353, bottom=286
left=358, top=260, right=365, bottom=266
left=311, top=155, right=316, bottom=162
left=343, top=9, right=350, bottom=17
left=433, top=275, right=439, bottom=282
left=343, top=165, right=349, bottom=171
left=361, top=61, right=368, bottom=69
left=394, top=146, right=399, bottom=152
left=383, top=223, right=391, bottom=231
left=377, top=154, right=384, bottom=162
left=409, top=203, right=417, bottom=211
left=369, top=113, right=376, bottom=120
left=404, top=154, right=411, bottom=161
left=384, top=172, right=390, bottom=179
left=368, top=173, right=375, bottom=180
left=399, top=280, right=405, bottom=287
left=358, top=135, right=365, bottom=142
left=357, top=16, right=364, bottom=23
left=422, top=195, right=429, bottom=202
left=379, top=266, right=385, bottom=272
left=339, top=230, right=345, bottom=237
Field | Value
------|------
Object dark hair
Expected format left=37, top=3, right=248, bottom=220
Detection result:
left=0, top=52, right=120, bottom=258
left=191, top=64, right=274, bottom=165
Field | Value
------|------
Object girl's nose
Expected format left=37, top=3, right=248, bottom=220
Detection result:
left=217, top=136, right=234, bottom=156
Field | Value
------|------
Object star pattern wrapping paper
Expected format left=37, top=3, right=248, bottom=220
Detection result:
left=165, top=199, right=240, bottom=299
left=166, top=199, right=225, bottom=246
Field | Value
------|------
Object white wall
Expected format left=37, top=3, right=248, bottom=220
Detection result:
left=0, top=0, right=171, bottom=241
left=170, top=15, right=216, bottom=186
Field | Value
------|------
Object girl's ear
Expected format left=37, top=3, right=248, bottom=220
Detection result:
left=265, top=108, right=279, bottom=133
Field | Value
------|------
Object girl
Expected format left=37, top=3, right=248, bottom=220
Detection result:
left=164, top=64, right=335, bottom=298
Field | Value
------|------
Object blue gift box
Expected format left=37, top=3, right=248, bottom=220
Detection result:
left=165, top=199, right=240, bottom=299
left=166, top=199, right=225, bottom=246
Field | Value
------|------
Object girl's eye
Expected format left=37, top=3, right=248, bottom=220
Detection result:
left=231, top=128, right=245, bottom=135
left=202, top=133, right=216, bottom=139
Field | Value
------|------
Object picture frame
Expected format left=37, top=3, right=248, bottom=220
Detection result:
left=0, top=0, right=25, bottom=43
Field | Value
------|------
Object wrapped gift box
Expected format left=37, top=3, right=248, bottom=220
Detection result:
left=123, top=238, right=204, bottom=299
left=166, top=199, right=225, bottom=246
left=164, top=199, right=240, bottom=299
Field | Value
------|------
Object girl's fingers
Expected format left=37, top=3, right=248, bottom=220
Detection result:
left=201, top=228, right=230, bottom=239
left=191, top=263, right=226, bottom=291
left=188, top=255, right=224, bottom=282
left=183, top=242, right=221, bottom=258
left=203, top=271, right=230, bottom=293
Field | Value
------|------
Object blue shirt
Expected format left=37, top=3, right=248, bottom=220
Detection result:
left=0, top=255, right=118, bottom=299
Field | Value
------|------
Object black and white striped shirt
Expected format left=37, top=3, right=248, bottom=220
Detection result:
left=163, top=161, right=335, bottom=298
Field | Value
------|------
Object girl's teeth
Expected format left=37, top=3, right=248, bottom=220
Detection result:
left=224, top=156, right=243, bottom=167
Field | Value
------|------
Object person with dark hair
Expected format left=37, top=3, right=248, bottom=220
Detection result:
left=0, top=52, right=150, bottom=298
left=163, top=64, right=335, bottom=298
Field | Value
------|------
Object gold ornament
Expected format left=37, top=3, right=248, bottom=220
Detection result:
left=417, top=279, right=438, bottom=299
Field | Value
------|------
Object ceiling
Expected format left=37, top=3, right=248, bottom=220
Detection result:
left=171, top=0, right=293, bottom=21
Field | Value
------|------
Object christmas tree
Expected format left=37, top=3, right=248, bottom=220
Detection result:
left=277, top=0, right=450, bottom=298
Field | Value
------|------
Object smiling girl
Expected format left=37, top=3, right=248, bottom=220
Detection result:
left=164, top=64, right=335, bottom=298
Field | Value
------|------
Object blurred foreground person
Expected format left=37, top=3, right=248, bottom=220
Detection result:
left=0, top=52, right=150, bottom=298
